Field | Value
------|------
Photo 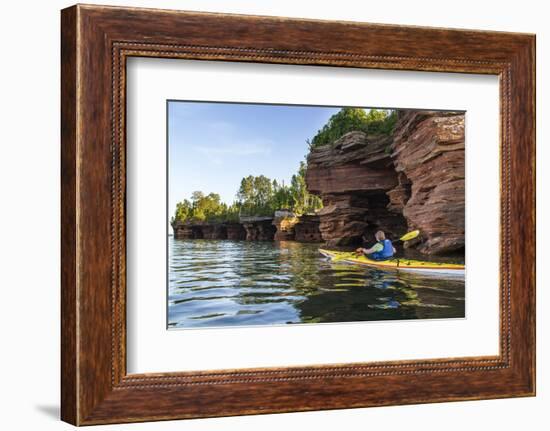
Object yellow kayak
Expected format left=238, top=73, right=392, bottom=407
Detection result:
left=319, top=249, right=465, bottom=277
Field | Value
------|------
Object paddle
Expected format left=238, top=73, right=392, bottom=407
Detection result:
left=330, top=230, right=420, bottom=262
left=398, top=229, right=420, bottom=242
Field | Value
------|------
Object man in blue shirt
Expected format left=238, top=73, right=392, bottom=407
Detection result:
left=356, top=230, right=396, bottom=261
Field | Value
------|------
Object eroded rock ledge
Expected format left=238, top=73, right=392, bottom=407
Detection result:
left=240, top=216, right=277, bottom=241
left=305, top=111, right=465, bottom=255
left=172, top=213, right=323, bottom=243
left=172, top=222, right=246, bottom=240
left=391, top=111, right=465, bottom=254
left=305, top=131, right=407, bottom=247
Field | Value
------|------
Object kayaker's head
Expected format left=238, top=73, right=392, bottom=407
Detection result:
left=375, top=230, right=386, bottom=242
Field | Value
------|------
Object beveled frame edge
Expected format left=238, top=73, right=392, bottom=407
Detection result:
left=61, top=4, right=535, bottom=425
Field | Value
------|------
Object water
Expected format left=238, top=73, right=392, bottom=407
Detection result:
left=168, top=238, right=465, bottom=329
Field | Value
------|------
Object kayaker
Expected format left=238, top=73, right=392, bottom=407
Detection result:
left=356, top=230, right=396, bottom=261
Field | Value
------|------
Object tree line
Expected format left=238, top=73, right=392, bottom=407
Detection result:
left=308, top=108, right=397, bottom=149
left=171, top=161, right=322, bottom=225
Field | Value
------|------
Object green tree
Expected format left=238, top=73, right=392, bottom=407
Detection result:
left=170, top=191, right=227, bottom=223
left=237, top=175, right=276, bottom=216
left=365, top=108, right=397, bottom=134
left=309, top=108, right=397, bottom=149
left=171, top=199, right=193, bottom=224
left=172, top=162, right=324, bottom=224
left=194, top=192, right=225, bottom=221
left=272, top=181, right=294, bottom=211
left=289, top=161, right=323, bottom=215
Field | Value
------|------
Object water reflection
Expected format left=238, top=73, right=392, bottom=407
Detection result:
left=168, top=238, right=465, bottom=329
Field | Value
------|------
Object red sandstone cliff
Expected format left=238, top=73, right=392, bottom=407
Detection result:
left=391, top=111, right=465, bottom=254
left=305, top=131, right=407, bottom=247
left=305, top=111, right=465, bottom=255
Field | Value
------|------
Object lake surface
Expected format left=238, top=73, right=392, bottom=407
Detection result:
left=168, top=238, right=465, bottom=329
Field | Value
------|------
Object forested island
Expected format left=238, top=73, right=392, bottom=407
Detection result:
left=171, top=107, right=465, bottom=256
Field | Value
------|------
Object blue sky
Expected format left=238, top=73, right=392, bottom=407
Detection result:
left=168, top=101, right=341, bottom=221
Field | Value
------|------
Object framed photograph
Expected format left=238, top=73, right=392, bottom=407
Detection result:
left=61, top=4, right=535, bottom=425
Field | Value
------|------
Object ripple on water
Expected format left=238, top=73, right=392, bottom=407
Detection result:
left=168, top=238, right=465, bottom=328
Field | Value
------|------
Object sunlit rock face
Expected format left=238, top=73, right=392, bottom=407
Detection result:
left=306, top=132, right=398, bottom=196
left=271, top=211, right=323, bottom=242
left=272, top=211, right=299, bottom=241
left=305, top=111, right=465, bottom=255
left=391, top=111, right=465, bottom=255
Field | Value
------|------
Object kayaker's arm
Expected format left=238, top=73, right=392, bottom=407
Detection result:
left=356, top=243, right=383, bottom=255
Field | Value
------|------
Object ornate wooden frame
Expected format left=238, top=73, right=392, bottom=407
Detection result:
left=61, top=4, right=535, bottom=425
